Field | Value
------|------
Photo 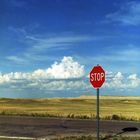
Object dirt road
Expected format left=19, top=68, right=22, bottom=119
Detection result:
left=0, top=116, right=139, bottom=139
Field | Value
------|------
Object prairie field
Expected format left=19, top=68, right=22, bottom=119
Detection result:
left=0, top=96, right=139, bottom=121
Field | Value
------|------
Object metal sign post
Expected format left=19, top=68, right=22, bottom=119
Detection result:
left=89, top=65, right=105, bottom=140
left=97, top=88, right=100, bottom=140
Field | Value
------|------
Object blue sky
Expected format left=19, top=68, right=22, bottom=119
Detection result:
left=0, top=0, right=140, bottom=98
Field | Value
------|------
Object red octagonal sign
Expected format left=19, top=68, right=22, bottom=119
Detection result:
left=90, top=65, right=105, bottom=89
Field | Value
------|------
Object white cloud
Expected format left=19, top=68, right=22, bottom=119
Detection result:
left=2, top=56, right=85, bottom=81
left=106, top=71, right=114, bottom=79
left=104, top=72, right=140, bottom=89
left=106, top=1, right=140, bottom=26
left=0, top=56, right=86, bottom=91
left=113, top=72, right=124, bottom=81
left=31, top=56, right=84, bottom=79
left=128, top=74, right=140, bottom=88
left=6, top=31, right=93, bottom=64
left=105, top=72, right=124, bottom=88
left=26, top=35, right=92, bottom=53
left=32, top=69, right=47, bottom=79
left=1, top=56, right=140, bottom=93
left=45, top=56, right=84, bottom=79
left=35, top=80, right=89, bottom=91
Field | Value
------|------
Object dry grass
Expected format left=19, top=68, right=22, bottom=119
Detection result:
left=51, top=135, right=140, bottom=140
left=0, top=97, right=139, bottom=121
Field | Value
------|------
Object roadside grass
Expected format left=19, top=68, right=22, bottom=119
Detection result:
left=0, top=138, right=34, bottom=140
left=0, top=136, right=140, bottom=140
left=51, top=135, right=140, bottom=140
left=0, top=97, right=140, bottom=121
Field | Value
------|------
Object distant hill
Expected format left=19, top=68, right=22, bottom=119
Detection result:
left=78, top=95, right=140, bottom=100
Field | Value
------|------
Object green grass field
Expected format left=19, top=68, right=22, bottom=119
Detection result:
left=0, top=96, right=140, bottom=121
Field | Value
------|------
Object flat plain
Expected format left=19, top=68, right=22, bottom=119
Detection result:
left=0, top=96, right=140, bottom=139
left=0, top=96, right=139, bottom=121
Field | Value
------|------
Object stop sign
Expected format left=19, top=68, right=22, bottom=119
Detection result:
left=90, top=65, right=105, bottom=89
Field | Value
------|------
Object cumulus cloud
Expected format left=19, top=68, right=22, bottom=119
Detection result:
left=104, top=72, right=140, bottom=89
left=1, top=56, right=140, bottom=95
left=0, top=56, right=86, bottom=91
left=105, top=72, right=124, bottom=88
left=1, top=56, right=85, bottom=82
left=45, top=56, right=84, bottom=79
left=128, top=74, right=140, bottom=88
left=32, top=56, right=84, bottom=79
